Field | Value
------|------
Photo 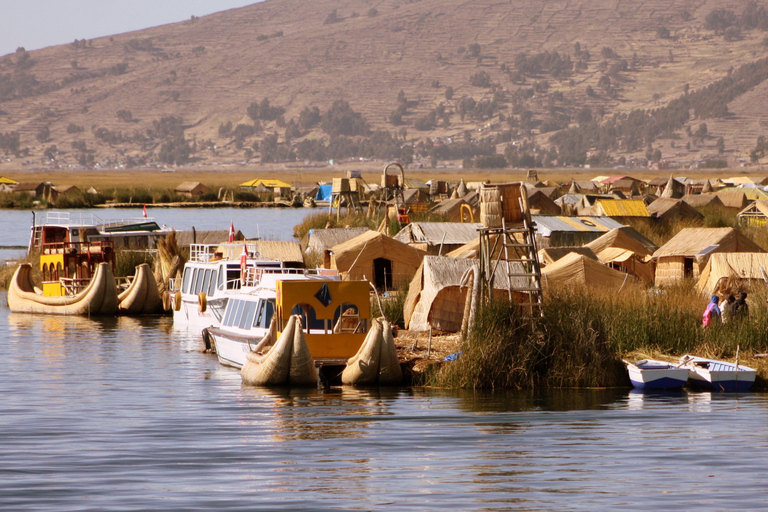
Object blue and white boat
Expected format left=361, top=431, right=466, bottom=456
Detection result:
left=679, top=355, right=756, bottom=392
left=625, top=359, right=690, bottom=390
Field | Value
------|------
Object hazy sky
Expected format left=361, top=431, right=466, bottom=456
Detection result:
left=0, top=1, right=261, bottom=56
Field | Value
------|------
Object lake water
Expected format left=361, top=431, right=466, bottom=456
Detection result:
left=2, top=299, right=768, bottom=511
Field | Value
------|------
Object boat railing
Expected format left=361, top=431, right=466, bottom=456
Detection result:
left=58, top=277, right=92, bottom=296
left=38, top=211, right=101, bottom=227
left=241, top=267, right=339, bottom=287
left=41, top=240, right=115, bottom=256
left=169, top=277, right=182, bottom=293
left=189, top=244, right=225, bottom=263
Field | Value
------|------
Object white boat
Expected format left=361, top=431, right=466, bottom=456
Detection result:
left=679, top=355, right=756, bottom=392
left=206, top=275, right=369, bottom=370
left=625, top=359, right=689, bottom=390
left=169, top=243, right=288, bottom=333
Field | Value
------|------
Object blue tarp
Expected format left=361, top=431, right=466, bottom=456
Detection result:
left=315, top=184, right=332, bottom=202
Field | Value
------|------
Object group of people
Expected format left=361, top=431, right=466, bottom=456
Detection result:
left=703, top=292, right=749, bottom=326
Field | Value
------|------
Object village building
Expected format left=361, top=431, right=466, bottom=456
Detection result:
left=652, top=227, right=765, bottom=286
left=394, top=222, right=482, bottom=255
left=427, top=198, right=474, bottom=223
left=647, top=198, right=704, bottom=224
left=239, top=179, right=292, bottom=199
left=532, top=215, right=625, bottom=248
left=326, top=231, right=426, bottom=289
left=659, top=176, right=686, bottom=199
left=585, top=227, right=657, bottom=285
left=682, top=194, right=723, bottom=209
left=715, top=191, right=751, bottom=210
left=527, top=190, right=562, bottom=215
left=12, top=182, right=57, bottom=201
left=697, top=252, right=768, bottom=296
left=175, top=182, right=210, bottom=198
left=538, top=246, right=598, bottom=267
left=541, top=252, right=637, bottom=292
left=737, top=200, right=768, bottom=227
left=52, top=185, right=81, bottom=196
left=301, top=227, right=371, bottom=255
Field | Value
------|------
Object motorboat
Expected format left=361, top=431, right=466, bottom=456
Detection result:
left=679, top=355, right=756, bottom=392
left=205, top=275, right=369, bottom=370
left=169, top=243, right=292, bottom=333
left=625, top=359, right=689, bottom=390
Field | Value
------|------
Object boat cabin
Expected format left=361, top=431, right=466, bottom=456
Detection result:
left=39, top=231, right=115, bottom=297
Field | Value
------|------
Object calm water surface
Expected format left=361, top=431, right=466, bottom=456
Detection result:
left=1, top=298, right=768, bottom=511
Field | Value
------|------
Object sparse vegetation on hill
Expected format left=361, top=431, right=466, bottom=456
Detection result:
left=3, top=0, right=768, bottom=171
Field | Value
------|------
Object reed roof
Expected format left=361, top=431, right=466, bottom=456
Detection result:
left=174, top=229, right=243, bottom=246
left=653, top=227, right=765, bottom=258
left=585, top=226, right=657, bottom=263
left=595, top=198, right=651, bottom=217
left=541, top=252, right=634, bottom=291
left=737, top=199, right=768, bottom=218
left=697, top=252, right=768, bottom=295
left=245, top=240, right=303, bottom=264
left=538, top=246, right=598, bottom=266
left=330, top=230, right=426, bottom=271
left=682, top=194, right=723, bottom=208
left=716, top=191, right=752, bottom=208
left=304, top=227, right=371, bottom=253
left=647, top=198, right=704, bottom=222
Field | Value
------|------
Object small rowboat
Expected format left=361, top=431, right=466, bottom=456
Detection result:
left=625, top=359, right=690, bottom=390
left=679, top=355, right=756, bottom=392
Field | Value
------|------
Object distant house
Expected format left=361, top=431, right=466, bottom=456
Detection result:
left=647, top=198, right=704, bottom=224
left=239, top=179, right=292, bottom=199
left=653, top=227, right=765, bottom=286
left=716, top=191, right=751, bottom=210
left=737, top=200, right=768, bottom=227
left=12, top=182, right=56, bottom=200
left=0, top=176, right=18, bottom=185
left=582, top=199, right=651, bottom=219
left=428, top=198, right=473, bottom=222
left=301, top=227, right=371, bottom=255
left=175, top=182, right=210, bottom=198
left=682, top=194, right=723, bottom=209
left=527, top=190, right=562, bottom=215
left=53, top=185, right=81, bottom=195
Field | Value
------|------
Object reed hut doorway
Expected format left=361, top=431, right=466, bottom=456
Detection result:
left=373, top=258, right=392, bottom=290
left=684, top=258, right=694, bottom=278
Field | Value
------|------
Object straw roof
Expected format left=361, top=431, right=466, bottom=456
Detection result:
left=174, top=229, right=243, bottom=246
left=329, top=230, right=426, bottom=280
left=653, top=227, right=765, bottom=258
left=428, top=198, right=469, bottom=221
left=660, top=176, right=685, bottom=199
left=541, top=252, right=634, bottom=291
left=697, top=252, right=768, bottom=295
left=0, top=176, right=18, bottom=184
left=737, top=199, right=768, bottom=219
left=716, top=191, right=751, bottom=209
left=527, top=190, right=562, bottom=215
left=647, top=198, right=704, bottom=223
left=404, top=255, right=527, bottom=331
left=538, top=246, right=598, bottom=266
left=585, top=227, right=657, bottom=262
left=304, top=227, right=371, bottom=253
left=682, top=194, right=723, bottom=208
left=245, top=240, right=303, bottom=264
left=701, top=180, right=714, bottom=193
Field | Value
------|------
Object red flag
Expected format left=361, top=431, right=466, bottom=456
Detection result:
left=228, top=221, right=235, bottom=243
left=142, top=204, right=147, bottom=219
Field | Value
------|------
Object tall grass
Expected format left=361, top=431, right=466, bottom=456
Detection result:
left=432, top=283, right=768, bottom=389
left=370, top=280, right=410, bottom=328
left=114, top=249, right=155, bottom=278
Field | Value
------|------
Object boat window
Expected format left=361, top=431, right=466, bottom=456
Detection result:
left=231, top=300, right=246, bottom=328
left=195, top=268, right=205, bottom=294
left=202, top=269, right=212, bottom=295
left=217, top=266, right=224, bottom=290
left=226, top=267, right=241, bottom=290
left=254, top=299, right=275, bottom=329
left=223, top=299, right=238, bottom=326
left=182, top=268, right=191, bottom=293
left=290, top=303, right=323, bottom=332
left=190, top=269, right=199, bottom=293
left=333, top=304, right=361, bottom=333
left=208, top=269, right=218, bottom=296
left=239, top=301, right=258, bottom=329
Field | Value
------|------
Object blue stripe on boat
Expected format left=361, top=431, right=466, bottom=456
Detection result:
left=630, top=376, right=688, bottom=390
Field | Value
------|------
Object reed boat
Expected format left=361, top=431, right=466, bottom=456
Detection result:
left=625, top=359, right=689, bottom=390
left=117, top=263, right=163, bottom=315
left=205, top=275, right=368, bottom=370
left=679, top=355, right=756, bottom=392
left=8, top=262, right=118, bottom=315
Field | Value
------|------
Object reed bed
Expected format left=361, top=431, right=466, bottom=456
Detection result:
left=432, top=282, right=768, bottom=389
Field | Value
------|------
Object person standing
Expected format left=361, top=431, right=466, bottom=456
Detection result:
left=702, top=294, right=721, bottom=327
left=721, top=294, right=736, bottom=324
left=733, top=292, right=749, bottom=321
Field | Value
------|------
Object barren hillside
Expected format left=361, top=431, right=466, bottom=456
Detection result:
left=1, top=0, right=768, bottom=171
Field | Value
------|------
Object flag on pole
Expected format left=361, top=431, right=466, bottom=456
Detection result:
left=240, top=239, right=249, bottom=284
left=142, top=204, right=147, bottom=219
left=228, top=220, right=235, bottom=243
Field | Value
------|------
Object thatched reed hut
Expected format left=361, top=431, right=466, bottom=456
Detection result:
left=737, top=200, right=768, bottom=227
left=428, top=198, right=474, bottom=222
left=538, top=246, right=598, bottom=267
left=647, top=198, right=704, bottom=224
left=301, top=227, right=371, bottom=254
left=403, top=256, right=528, bottom=332
left=174, top=229, right=243, bottom=246
left=326, top=231, right=426, bottom=289
left=653, top=227, right=765, bottom=286
left=697, top=252, right=768, bottom=296
left=682, top=194, right=723, bottom=209
left=585, top=227, right=657, bottom=285
left=541, top=252, right=635, bottom=291
left=527, top=190, right=562, bottom=215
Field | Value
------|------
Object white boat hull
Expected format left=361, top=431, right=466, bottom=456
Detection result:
left=680, top=355, right=756, bottom=392
left=627, top=363, right=689, bottom=390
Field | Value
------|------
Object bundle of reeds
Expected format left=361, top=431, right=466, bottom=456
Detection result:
left=154, top=230, right=185, bottom=294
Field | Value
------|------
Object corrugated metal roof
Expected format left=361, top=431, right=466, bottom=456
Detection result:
left=532, top=215, right=624, bottom=237
left=394, top=222, right=482, bottom=245
left=596, top=199, right=651, bottom=217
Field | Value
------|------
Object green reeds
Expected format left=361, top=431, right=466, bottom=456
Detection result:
left=114, top=249, right=155, bottom=279
left=370, top=280, right=410, bottom=328
left=432, top=283, right=768, bottom=389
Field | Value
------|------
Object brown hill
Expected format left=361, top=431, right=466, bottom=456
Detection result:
left=1, top=0, right=768, bottom=171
